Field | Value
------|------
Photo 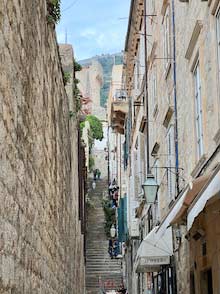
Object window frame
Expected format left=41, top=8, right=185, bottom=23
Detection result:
left=216, top=8, right=220, bottom=75
left=193, top=59, right=204, bottom=159
left=163, top=6, right=171, bottom=71
left=166, top=125, right=175, bottom=201
left=152, top=65, right=157, bottom=107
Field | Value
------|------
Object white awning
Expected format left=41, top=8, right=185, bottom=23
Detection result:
left=134, top=226, right=173, bottom=273
left=155, top=189, right=188, bottom=239
left=187, top=166, right=220, bottom=230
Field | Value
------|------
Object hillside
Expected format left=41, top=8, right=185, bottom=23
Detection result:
left=79, top=52, right=123, bottom=107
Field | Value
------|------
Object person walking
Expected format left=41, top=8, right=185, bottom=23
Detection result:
left=108, top=239, right=113, bottom=259
left=97, top=169, right=101, bottom=180
left=92, top=181, right=96, bottom=190
left=93, top=169, right=97, bottom=181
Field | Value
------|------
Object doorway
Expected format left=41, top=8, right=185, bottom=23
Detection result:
left=200, top=268, right=213, bottom=294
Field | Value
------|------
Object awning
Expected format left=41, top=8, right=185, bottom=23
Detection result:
left=152, top=165, right=220, bottom=240
left=155, top=188, right=188, bottom=239
left=187, top=165, right=220, bottom=230
left=171, top=174, right=211, bottom=225
left=134, top=226, right=173, bottom=273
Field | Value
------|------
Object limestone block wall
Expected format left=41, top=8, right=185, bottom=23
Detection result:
left=0, top=1, right=84, bottom=293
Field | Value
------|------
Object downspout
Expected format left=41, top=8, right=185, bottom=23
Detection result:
left=144, top=0, right=150, bottom=175
left=171, top=0, right=180, bottom=195
left=171, top=3, right=179, bottom=294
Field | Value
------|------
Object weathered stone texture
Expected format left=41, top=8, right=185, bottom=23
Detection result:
left=0, top=1, right=84, bottom=293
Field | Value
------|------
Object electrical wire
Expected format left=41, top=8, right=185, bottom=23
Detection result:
left=62, top=0, right=79, bottom=12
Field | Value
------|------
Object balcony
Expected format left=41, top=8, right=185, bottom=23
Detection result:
left=111, top=90, right=128, bottom=134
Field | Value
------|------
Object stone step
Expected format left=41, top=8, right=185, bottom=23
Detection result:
left=86, top=275, right=122, bottom=280
left=86, top=179, right=122, bottom=294
left=86, top=264, right=121, bottom=268
left=86, top=261, right=120, bottom=266
left=86, top=255, right=121, bottom=259
left=86, top=258, right=115, bottom=262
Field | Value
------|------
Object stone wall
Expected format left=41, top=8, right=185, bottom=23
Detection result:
left=0, top=1, right=84, bottom=293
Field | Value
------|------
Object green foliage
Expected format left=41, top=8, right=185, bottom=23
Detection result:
left=69, top=111, right=76, bottom=119
left=89, top=156, right=95, bottom=171
left=73, top=78, right=82, bottom=113
left=80, top=115, right=103, bottom=152
left=74, top=59, right=82, bottom=72
left=47, top=0, right=61, bottom=24
left=63, top=72, right=71, bottom=85
left=86, top=197, right=94, bottom=211
left=74, top=78, right=80, bottom=85
left=80, top=121, right=85, bottom=134
left=85, top=115, right=103, bottom=141
left=102, top=199, right=116, bottom=238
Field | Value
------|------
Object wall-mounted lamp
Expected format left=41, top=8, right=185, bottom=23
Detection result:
left=142, top=174, right=158, bottom=204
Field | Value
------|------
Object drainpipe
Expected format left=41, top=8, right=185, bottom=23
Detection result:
left=144, top=0, right=150, bottom=175
left=171, top=3, right=179, bottom=294
left=171, top=0, right=180, bottom=195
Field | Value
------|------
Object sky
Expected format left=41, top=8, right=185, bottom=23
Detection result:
left=56, top=0, right=130, bottom=61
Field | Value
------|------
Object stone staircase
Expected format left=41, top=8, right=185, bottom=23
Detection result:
left=86, top=179, right=122, bottom=294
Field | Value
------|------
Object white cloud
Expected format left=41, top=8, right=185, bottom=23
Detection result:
left=80, top=28, right=97, bottom=38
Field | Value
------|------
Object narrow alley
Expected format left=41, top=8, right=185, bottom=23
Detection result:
left=85, top=179, right=122, bottom=294
left=1, top=1, right=220, bottom=294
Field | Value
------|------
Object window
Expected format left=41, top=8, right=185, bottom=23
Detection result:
left=166, top=125, right=175, bottom=201
left=150, top=0, right=155, bottom=15
left=216, top=8, right=220, bottom=83
left=163, top=7, right=171, bottom=69
left=151, top=65, right=157, bottom=110
left=193, top=61, right=204, bottom=158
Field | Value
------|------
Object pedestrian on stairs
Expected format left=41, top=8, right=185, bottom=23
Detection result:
left=97, top=169, right=101, bottom=180
left=92, top=181, right=96, bottom=189
left=93, top=169, right=97, bottom=180
left=108, top=239, right=113, bottom=259
left=117, top=284, right=127, bottom=294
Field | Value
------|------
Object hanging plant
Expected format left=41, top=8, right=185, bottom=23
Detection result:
left=63, top=72, right=71, bottom=85
left=74, top=59, right=82, bottom=72
left=73, top=78, right=82, bottom=113
left=47, top=0, right=61, bottom=24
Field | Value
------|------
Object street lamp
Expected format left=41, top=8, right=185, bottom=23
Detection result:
left=110, top=225, right=116, bottom=238
left=142, top=174, right=158, bottom=204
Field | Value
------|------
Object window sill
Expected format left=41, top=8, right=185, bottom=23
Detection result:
left=163, top=105, right=174, bottom=128
left=153, top=103, right=159, bottom=119
left=210, top=0, right=220, bottom=15
left=168, top=198, right=175, bottom=209
left=214, top=128, right=220, bottom=145
left=161, top=0, right=169, bottom=16
left=191, top=153, right=207, bottom=178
